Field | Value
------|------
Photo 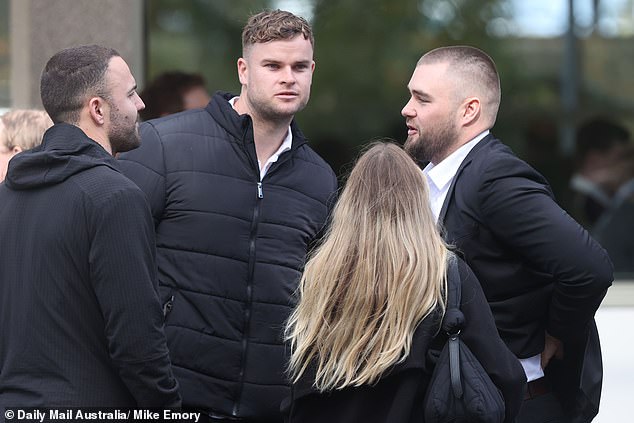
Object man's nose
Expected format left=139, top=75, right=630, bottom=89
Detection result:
left=280, top=66, right=296, bottom=84
left=401, top=98, right=414, bottom=117
left=135, top=93, right=145, bottom=111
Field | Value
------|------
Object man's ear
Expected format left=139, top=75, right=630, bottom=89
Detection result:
left=88, top=96, right=107, bottom=126
left=11, top=145, right=22, bottom=154
left=237, top=58, right=248, bottom=85
left=462, top=97, right=481, bottom=125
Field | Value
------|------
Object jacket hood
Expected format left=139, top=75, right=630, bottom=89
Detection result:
left=5, top=123, right=119, bottom=190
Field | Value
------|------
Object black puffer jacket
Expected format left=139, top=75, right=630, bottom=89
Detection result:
left=118, top=92, right=338, bottom=421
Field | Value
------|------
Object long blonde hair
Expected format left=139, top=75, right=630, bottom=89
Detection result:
left=286, top=141, right=449, bottom=391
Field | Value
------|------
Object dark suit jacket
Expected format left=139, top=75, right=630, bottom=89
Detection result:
left=439, top=134, right=612, bottom=356
left=438, top=134, right=613, bottom=421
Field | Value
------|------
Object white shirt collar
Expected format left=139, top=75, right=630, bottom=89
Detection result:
left=424, top=130, right=490, bottom=192
left=423, top=130, right=489, bottom=220
left=229, top=96, right=293, bottom=179
left=263, top=129, right=292, bottom=174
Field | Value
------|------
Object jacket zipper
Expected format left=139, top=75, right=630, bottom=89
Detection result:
left=233, top=181, right=263, bottom=416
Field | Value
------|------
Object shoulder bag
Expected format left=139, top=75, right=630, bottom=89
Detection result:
left=423, top=256, right=505, bottom=423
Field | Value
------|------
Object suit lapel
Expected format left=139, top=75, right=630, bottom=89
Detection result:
left=438, top=134, right=494, bottom=224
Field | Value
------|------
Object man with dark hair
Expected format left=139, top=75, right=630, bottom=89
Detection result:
left=119, top=10, right=337, bottom=423
left=0, top=45, right=180, bottom=407
left=569, top=117, right=631, bottom=229
left=139, top=71, right=210, bottom=121
left=402, top=45, right=613, bottom=423
left=593, top=143, right=634, bottom=274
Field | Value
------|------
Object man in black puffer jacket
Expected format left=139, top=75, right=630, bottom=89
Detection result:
left=118, top=10, right=337, bottom=423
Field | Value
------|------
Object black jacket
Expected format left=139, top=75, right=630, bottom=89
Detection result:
left=439, top=135, right=613, bottom=421
left=283, top=259, right=526, bottom=423
left=0, top=123, right=180, bottom=407
left=118, top=92, right=338, bottom=421
left=439, top=134, right=613, bottom=356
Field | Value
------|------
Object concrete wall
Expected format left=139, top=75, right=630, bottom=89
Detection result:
left=10, top=0, right=144, bottom=108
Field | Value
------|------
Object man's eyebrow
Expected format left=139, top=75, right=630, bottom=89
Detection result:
left=259, top=59, right=311, bottom=65
left=410, top=89, right=431, bottom=99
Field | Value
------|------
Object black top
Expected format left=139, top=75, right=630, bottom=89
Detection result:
left=439, top=134, right=613, bottom=356
left=0, top=123, right=180, bottom=407
left=118, top=92, right=338, bottom=420
left=283, top=259, right=526, bottom=423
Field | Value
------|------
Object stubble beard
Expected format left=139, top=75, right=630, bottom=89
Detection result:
left=109, top=109, right=140, bottom=155
left=249, top=92, right=309, bottom=124
left=404, top=121, right=458, bottom=165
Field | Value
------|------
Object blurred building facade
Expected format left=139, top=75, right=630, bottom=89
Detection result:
left=2, top=0, right=144, bottom=110
left=1, top=0, right=633, bottom=215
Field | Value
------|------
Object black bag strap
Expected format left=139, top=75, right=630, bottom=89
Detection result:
left=442, top=254, right=465, bottom=399
left=445, top=255, right=461, bottom=318
left=442, top=254, right=464, bottom=334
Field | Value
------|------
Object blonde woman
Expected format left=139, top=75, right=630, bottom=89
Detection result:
left=283, top=142, right=525, bottom=423
left=0, top=109, right=53, bottom=182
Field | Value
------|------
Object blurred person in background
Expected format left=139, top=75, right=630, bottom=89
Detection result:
left=594, top=145, right=634, bottom=274
left=139, top=71, right=210, bottom=121
left=569, top=117, right=631, bottom=229
left=0, top=109, right=53, bottom=182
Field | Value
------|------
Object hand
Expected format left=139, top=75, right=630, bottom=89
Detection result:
left=541, top=332, right=564, bottom=369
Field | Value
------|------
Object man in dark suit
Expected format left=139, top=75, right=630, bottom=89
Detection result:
left=401, top=45, right=613, bottom=423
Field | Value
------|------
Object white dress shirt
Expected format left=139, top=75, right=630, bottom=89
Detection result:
left=424, top=130, right=543, bottom=382
left=423, top=131, right=489, bottom=221
left=229, top=97, right=292, bottom=180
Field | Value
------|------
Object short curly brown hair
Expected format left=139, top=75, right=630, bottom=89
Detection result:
left=242, top=9, right=314, bottom=55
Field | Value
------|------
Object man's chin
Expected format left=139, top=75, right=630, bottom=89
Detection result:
left=275, top=98, right=308, bottom=115
left=403, top=138, right=429, bottom=164
left=111, top=136, right=141, bottom=155
left=403, top=136, right=420, bottom=154
left=278, top=105, right=304, bottom=117
left=264, top=108, right=301, bottom=123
